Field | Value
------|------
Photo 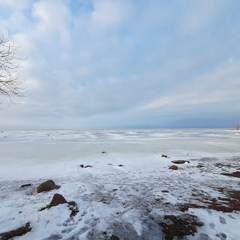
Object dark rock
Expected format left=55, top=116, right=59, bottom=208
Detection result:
left=0, top=222, right=31, bottom=240
left=197, top=163, right=204, bottom=168
left=20, top=184, right=32, bottom=188
left=118, top=164, right=123, bottom=167
left=84, top=165, right=92, bottom=168
left=36, top=180, right=60, bottom=193
left=39, top=194, right=79, bottom=217
left=80, top=164, right=92, bottom=168
left=68, top=201, right=79, bottom=217
left=222, top=172, right=240, bottom=178
left=102, top=151, right=107, bottom=154
left=162, top=190, right=169, bottom=193
left=49, top=193, right=67, bottom=207
left=162, top=154, right=168, bottom=158
left=169, top=165, right=178, bottom=170
left=171, top=160, right=190, bottom=164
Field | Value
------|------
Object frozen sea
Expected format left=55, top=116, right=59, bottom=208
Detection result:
left=0, top=129, right=240, bottom=239
left=1, top=128, right=240, bottom=161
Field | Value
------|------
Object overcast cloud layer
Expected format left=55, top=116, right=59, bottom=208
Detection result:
left=0, top=0, right=240, bottom=129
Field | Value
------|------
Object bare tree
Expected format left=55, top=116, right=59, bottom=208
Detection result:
left=0, top=32, right=24, bottom=101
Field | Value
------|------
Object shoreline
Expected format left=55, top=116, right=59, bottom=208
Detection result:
left=1, top=155, right=240, bottom=239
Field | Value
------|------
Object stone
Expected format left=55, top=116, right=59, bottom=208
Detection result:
left=0, top=222, right=31, bottom=240
left=222, top=171, right=240, bottom=178
left=197, top=163, right=204, bottom=168
left=49, top=193, right=67, bottom=207
left=20, top=184, right=32, bottom=188
left=68, top=201, right=79, bottom=216
left=171, top=160, right=190, bottom=164
left=84, top=165, right=92, bottom=168
left=162, top=154, right=168, bottom=158
left=39, top=194, right=79, bottom=217
left=80, top=164, right=92, bottom=168
left=169, top=165, right=178, bottom=170
left=36, top=180, right=59, bottom=193
left=162, top=190, right=169, bottom=193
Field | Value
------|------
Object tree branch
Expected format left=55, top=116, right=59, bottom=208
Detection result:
left=0, top=32, right=25, bottom=101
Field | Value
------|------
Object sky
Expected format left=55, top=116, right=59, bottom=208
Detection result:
left=0, top=0, right=240, bottom=130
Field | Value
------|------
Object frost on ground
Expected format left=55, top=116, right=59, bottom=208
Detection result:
left=0, top=154, right=240, bottom=240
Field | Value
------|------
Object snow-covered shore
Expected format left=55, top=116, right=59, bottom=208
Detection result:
left=0, top=129, right=239, bottom=240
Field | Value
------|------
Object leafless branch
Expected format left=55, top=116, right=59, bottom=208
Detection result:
left=0, top=32, right=25, bottom=102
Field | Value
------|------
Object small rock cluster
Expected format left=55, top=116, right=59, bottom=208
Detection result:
left=162, top=154, right=190, bottom=171
left=37, top=180, right=79, bottom=216
left=0, top=180, right=79, bottom=239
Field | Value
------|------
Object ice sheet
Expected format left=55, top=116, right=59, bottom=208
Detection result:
left=0, top=129, right=239, bottom=239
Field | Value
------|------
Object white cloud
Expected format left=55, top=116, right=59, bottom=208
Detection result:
left=90, top=0, right=130, bottom=30
left=32, top=0, right=71, bottom=45
left=178, top=0, right=226, bottom=34
left=0, top=2, right=31, bottom=33
left=0, top=0, right=30, bottom=11
left=141, top=58, right=240, bottom=112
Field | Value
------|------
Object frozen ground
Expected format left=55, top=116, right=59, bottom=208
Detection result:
left=0, top=129, right=240, bottom=240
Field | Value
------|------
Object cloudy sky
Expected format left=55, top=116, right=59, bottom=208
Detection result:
left=0, top=0, right=240, bottom=130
